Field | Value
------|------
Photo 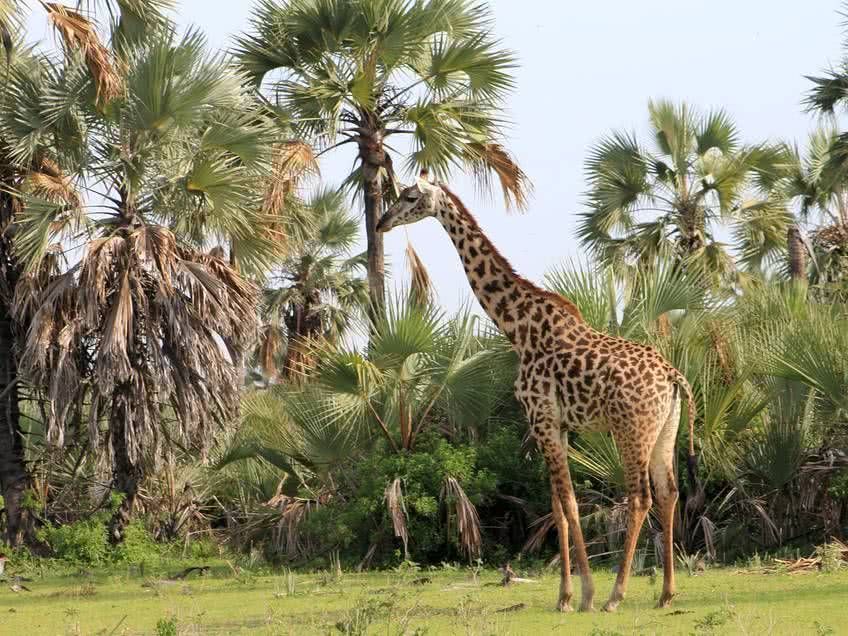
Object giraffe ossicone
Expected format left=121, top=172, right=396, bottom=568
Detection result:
left=377, top=179, right=697, bottom=613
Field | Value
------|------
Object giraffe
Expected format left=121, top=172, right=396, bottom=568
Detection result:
left=376, top=174, right=697, bottom=613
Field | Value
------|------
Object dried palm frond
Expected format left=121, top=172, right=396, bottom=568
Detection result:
left=263, top=141, right=319, bottom=216
left=707, top=320, right=734, bottom=384
left=12, top=243, right=62, bottom=321
left=44, top=2, right=123, bottom=106
left=521, top=511, right=555, bottom=555
left=441, top=476, right=481, bottom=561
left=813, top=223, right=848, bottom=252
left=384, top=477, right=409, bottom=559
left=405, top=241, right=432, bottom=304
left=656, top=312, right=671, bottom=338
left=27, top=158, right=82, bottom=208
left=268, top=491, right=319, bottom=560
left=19, top=223, right=258, bottom=465
left=467, top=142, right=531, bottom=212
left=258, top=323, right=281, bottom=381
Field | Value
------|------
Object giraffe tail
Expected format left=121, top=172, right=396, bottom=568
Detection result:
left=672, top=370, right=699, bottom=493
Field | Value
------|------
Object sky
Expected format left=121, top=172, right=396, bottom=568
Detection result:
left=24, top=0, right=848, bottom=316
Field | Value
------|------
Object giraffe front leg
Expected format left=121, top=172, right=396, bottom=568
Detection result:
left=551, top=486, right=573, bottom=612
left=552, top=450, right=595, bottom=612
left=522, top=408, right=595, bottom=612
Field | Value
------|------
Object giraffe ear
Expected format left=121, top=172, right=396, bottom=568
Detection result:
left=416, top=169, right=435, bottom=192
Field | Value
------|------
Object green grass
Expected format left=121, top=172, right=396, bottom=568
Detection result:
left=1, top=564, right=846, bottom=635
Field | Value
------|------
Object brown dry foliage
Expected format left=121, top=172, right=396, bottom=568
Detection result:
left=45, top=2, right=123, bottom=106
left=257, top=323, right=281, bottom=381
left=26, top=158, right=81, bottom=209
left=266, top=489, right=320, bottom=560
left=263, top=141, right=318, bottom=217
left=466, top=142, right=531, bottom=211
left=405, top=242, right=432, bottom=304
left=385, top=477, right=409, bottom=559
left=17, top=224, right=258, bottom=462
left=442, top=476, right=481, bottom=560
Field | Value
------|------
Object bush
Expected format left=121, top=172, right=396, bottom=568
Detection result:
left=37, top=515, right=171, bottom=568
left=155, top=616, right=178, bottom=636
left=39, top=518, right=110, bottom=566
left=114, top=521, right=163, bottom=565
left=291, top=435, right=499, bottom=566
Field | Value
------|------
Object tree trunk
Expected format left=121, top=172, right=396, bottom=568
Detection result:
left=788, top=225, right=806, bottom=281
left=0, top=310, right=37, bottom=548
left=107, top=386, right=141, bottom=544
left=0, top=184, right=38, bottom=548
left=359, top=126, right=387, bottom=323
left=282, top=295, right=321, bottom=381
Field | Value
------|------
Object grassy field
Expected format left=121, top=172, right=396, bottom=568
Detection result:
left=1, top=563, right=846, bottom=635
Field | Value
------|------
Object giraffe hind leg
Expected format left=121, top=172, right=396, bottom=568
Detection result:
left=651, top=396, right=681, bottom=608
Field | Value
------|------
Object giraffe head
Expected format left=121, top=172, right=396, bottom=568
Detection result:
left=376, top=172, right=442, bottom=233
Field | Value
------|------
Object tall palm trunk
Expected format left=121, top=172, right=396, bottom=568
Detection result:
left=282, top=290, right=322, bottom=380
left=358, top=122, right=386, bottom=322
left=107, top=383, right=141, bottom=544
left=0, top=187, right=37, bottom=548
left=0, top=308, right=36, bottom=547
left=107, top=199, right=142, bottom=544
left=788, top=225, right=806, bottom=281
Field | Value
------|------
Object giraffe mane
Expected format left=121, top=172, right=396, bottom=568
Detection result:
left=439, top=184, right=583, bottom=322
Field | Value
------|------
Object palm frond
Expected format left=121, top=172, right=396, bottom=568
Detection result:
left=264, top=140, right=319, bottom=217
left=441, top=476, right=481, bottom=560
left=464, top=142, right=531, bottom=211
left=405, top=241, right=433, bottom=304
left=385, top=477, right=409, bottom=559
left=44, top=2, right=123, bottom=106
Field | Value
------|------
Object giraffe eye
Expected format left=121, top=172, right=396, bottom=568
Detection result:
left=404, top=195, right=417, bottom=203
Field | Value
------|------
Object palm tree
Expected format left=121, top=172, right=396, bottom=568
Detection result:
left=235, top=0, right=529, bottom=319
left=775, top=129, right=848, bottom=292
left=2, top=9, right=271, bottom=542
left=579, top=100, right=789, bottom=290
left=0, top=2, right=90, bottom=548
left=310, top=296, right=516, bottom=458
left=219, top=295, right=514, bottom=561
left=257, top=188, right=367, bottom=382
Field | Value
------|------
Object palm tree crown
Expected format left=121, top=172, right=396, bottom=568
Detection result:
left=1, top=8, right=270, bottom=541
left=257, top=188, right=368, bottom=381
left=579, top=100, right=789, bottom=290
left=235, top=0, right=529, bottom=317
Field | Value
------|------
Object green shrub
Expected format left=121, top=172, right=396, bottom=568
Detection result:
left=114, top=521, right=162, bottom=565
left=828, top=467, right=848, bottom=500
left=39, top=518, right=109, bottom=566
left=186, top=537, right=219, bottom=560
left=155, top=616, right=178, bottom=636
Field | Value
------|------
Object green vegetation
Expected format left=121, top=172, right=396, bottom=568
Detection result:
left=0, top=0, right=846, bottom=632
left=235, top=0, right=529, bottom=315
left=1, top=565, right=846, bottom=635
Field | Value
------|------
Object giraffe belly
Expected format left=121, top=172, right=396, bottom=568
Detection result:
left=562, top=412, right=612, bottom=434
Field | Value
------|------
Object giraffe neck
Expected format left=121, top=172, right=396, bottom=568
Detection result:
left=435, top=188, right=581, bottom=345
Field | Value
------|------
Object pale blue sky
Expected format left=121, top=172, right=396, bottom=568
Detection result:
left=24, top=1, right=847, bottom=314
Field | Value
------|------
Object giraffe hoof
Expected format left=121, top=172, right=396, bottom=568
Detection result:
left=602, top=600, right=619, bottom=613
left=656, top=593, right=675, bottom=609
left=579, top=601, right=594, bottom=613
left=556, top=601, right=573, bottom=613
